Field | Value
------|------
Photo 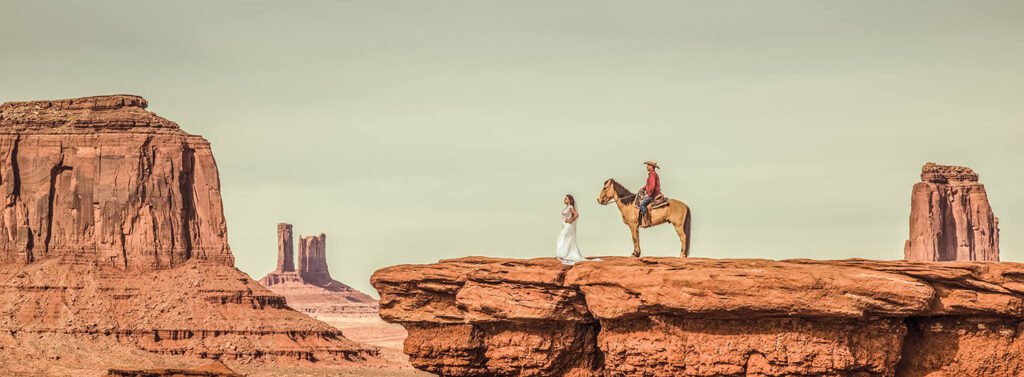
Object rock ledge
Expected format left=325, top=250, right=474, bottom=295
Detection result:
left=373, top=257, right=1024, bottom=377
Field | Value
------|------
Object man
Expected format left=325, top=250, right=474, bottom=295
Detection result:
left=638, top=160, right=660, bottom=228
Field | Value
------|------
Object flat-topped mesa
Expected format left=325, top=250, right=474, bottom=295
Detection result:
left=299, top=233, right=330, bottom=283
left=0, top=94, right=181, bottom=132
left=372, top=257, right=1024, bottom=377
left=0, top=95, right=231, bottom=270
left=906, top=162, right=999, bottom=261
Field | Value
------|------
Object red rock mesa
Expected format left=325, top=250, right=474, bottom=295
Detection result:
left=0, top=94, right=232, bottom=268
left=0, top=95, right=378, bottom=375
left=374, top=257, right=1024, bottom=377
left=905, top=162, right=1000, bottom=261
left=259, top=223, right=377, bottom=317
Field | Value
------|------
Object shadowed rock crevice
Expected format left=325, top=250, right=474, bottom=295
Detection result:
left=178, top=146, right=196, bottom=261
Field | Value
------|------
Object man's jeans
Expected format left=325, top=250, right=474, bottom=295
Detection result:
left=639, top=195, right=654, bottom=216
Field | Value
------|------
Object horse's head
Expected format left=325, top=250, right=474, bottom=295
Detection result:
left=598, top=179, right=618, bottom=205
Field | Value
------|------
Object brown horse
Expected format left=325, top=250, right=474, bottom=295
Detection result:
left=597, top=179, right=691, bottom=257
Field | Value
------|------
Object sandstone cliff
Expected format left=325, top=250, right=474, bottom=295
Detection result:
left=373, top=257, right=1024, bottom=377
left=0, top=96, right=379, bottom=375
left=276, top=222, right=296, bottom=272
left=0, top=95, right=231, bottom=269
left=905, top=163, right=1000, bottom=261
left=260, top=223, right=377, bottom=317
left=299, top=233, right=330, bottom=283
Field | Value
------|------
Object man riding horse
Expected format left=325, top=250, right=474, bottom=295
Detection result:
left=597, top=161, right=691, bottom=257
left=638, top=160, right=660, bottom=228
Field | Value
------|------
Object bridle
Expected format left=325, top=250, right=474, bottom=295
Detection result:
left=599, top=184, right=633, bottom=205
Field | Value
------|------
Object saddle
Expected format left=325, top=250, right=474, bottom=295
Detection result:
left=633, top=191, right=669, bottom=210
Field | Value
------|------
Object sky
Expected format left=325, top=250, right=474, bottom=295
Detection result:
left=2, top=1, right=1022, bottom=296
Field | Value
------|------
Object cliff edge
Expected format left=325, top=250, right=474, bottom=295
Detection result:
left=373, top=256, right=1024, bottom=377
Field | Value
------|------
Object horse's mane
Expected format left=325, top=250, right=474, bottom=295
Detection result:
left=606, top=179, right=637, bottom=204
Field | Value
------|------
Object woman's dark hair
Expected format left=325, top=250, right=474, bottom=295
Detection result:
left=565, top=194, right=576, bottom=208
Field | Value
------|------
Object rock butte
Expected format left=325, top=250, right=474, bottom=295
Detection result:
left=373, top=256, right=1024, bottom=377
left=259, top=223, right=378, bottom=318
left=905, top=162, right=1000, bottom=262
left=0, top=95, right=381, bottom=375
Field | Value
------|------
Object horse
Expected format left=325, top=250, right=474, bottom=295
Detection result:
left=597, top=178, right=691, bottom=258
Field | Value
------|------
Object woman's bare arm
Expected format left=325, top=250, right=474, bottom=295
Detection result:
left=568, top=207, right=579, bottom=224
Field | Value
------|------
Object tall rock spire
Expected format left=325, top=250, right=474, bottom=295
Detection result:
left=259, top=227, right=377, bottom=317
left=299, top=233, right=330, bottom=282
left=276, top=223, right=295, bottom=272
left=904, top=163, right=1000, bottom=261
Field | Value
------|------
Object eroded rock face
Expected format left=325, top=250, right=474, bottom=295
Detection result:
left=0, top=95, right=231, bottom=269
left=905, top=163, right=1000, bottom=261
left=0, top=95, right=379, bottom=374
left=276, top=223, right=295, bottom=272
left=260, top=224, right=377, bottom=317
left=299, top=233, right=330, bottom=283
left=372, top=257, right=1024, bottom=377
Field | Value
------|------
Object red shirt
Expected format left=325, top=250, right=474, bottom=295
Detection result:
left=645, top=171, right=661, bottom=197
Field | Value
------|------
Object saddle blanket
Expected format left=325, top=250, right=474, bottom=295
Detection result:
left=635, top=195, right=670, bottom=209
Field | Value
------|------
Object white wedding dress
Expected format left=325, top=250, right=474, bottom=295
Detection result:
left=556, top=206, right=586, bottom=265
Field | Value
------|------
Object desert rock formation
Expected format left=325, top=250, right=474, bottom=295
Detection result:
left=0, top=95, right=379, bottom=375
left=260, top=223, right=377, bottom=317
left=276, top=223, right=296, bottom=272
left=905, top=162, right=1000, bottom=261
left=374, top=256, right=1024, bottom=377
left=106, top=361, right=244, bottom=377
left=0, top=95, right=233, bottom=269
left=298, top=233, right=331, bottom=283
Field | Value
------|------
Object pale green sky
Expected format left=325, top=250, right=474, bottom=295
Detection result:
left=2, top=1, right=1022, bottom=296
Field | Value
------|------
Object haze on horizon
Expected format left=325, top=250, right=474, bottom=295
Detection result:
left=2, top=1, right=1022, bottom=296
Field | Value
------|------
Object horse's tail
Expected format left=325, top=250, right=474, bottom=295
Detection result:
left=683, top=208, right=692, bottom=257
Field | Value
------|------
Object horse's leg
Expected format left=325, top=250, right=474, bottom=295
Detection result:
left=630, top=225, right=641, bottom=257
left=673, top=221, right=688, bottom=258
left=684, top=210, right=692, bottom=257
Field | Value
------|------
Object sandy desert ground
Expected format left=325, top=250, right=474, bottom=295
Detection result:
left=284, top=314, right=435, bottom=377
left=321, top=315, right=410, bottom=350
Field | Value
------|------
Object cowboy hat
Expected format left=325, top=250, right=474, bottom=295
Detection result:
left=642, top=160, right=660, bottom=169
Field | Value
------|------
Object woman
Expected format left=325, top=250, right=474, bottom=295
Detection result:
left=556, top=194, right=587, bottom=265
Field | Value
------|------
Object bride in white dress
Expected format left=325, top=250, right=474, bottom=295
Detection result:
left=556, top=195, right=587, bottom=265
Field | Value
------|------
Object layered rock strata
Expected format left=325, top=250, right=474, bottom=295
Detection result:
left=0, top=95, right=378, bottom=374
left=373, top=257, right=1024, bottom=377
left=260, top=224, right=377, bottom=317
left=905, top=163, right=1000, bottom=261
left=106, top=360, right=243, bottom=377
